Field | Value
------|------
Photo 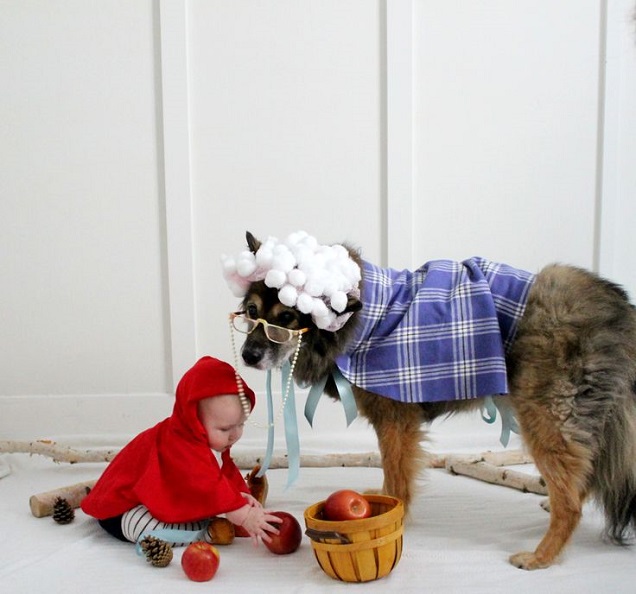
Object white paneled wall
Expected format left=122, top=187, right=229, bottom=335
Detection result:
left=412, top=0, right=601, bottom=270
left=1, top=1, right=172, bottom=439
left=1, top=0, right=635, bottom=442
left=598, top=0, right=636, bottom=292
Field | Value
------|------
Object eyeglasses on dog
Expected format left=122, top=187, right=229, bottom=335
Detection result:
left=229, top=312, right=309, bottom=344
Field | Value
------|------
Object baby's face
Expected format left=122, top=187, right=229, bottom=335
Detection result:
left=198, top=395, right=246, bottom=452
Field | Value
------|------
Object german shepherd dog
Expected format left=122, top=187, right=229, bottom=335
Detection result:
left=232, top=231, right=636, bottom=570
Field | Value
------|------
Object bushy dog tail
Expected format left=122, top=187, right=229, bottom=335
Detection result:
left=597, top=383, right=636, bottom=545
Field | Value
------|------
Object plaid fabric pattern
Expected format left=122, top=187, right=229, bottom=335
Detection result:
left=335, top=258, right=535, bottom=403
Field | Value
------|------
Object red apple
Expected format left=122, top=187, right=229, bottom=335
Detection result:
left=264, top=511, right=302, bottom=555
left=181, top=541, right=220, bottom=582
left=233, top=523, right=250, bottom=538
left=323, top=489, right=372, bottom=521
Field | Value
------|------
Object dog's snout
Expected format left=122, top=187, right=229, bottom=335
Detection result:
left=242, top=347, right=263, bottom=367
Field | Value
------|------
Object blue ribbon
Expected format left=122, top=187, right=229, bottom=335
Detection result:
left=256, top=362, right=301, bottom=489
left=304, top=367, right=358, bottom=427
left=281, top=362, right=300, bottom=489
left=481, top=396, right=519, bottom=447
left=304, top=375, right=327, bottom=426
left=256, top=370, right=276, bottom=479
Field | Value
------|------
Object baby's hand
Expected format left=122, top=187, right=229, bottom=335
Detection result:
left=243, top=506, right=282, bottom=545
left=226, top=504, right=282, bottom=545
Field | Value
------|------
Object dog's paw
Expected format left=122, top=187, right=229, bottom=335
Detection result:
left=509, top=551, right=550, bottom=570
left=540, top=498, right=550, bottom=513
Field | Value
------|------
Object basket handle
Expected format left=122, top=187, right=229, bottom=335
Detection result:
left=304, top=528, right=352, bottom=544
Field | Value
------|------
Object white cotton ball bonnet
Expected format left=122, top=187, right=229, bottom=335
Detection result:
left=221, top=231, right=361, bottom=331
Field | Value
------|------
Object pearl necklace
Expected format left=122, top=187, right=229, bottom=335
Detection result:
left=229, top=317, right=303, bottom=428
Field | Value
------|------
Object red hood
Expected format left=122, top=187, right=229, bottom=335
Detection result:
left=170, top=355, right=255, bottom=444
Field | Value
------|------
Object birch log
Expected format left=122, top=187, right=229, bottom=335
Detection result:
left=30, top=480, right=97, bottom=517
left=0, top=440, right=119, bottom=464
left=1, top=439, right=531, bottom=472
left=231, top=452, right=383, bottom=469
left=445, top=456, right=547, bottom=495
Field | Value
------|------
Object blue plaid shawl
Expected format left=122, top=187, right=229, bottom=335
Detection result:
left=335, top=258, right=535, bottom=403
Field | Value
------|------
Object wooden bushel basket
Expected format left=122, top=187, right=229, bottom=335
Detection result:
left=303, top=494, right=404, bottom=582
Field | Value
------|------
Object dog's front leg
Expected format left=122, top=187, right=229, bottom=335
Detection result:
left=354, top=389, right=427, bottom=511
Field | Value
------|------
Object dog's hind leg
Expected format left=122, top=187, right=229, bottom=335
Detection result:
left=353, top=389, right=426, bottom=511
left=511, top=380, right=636, bottom=570
left=508, top=418, right=592, bottom=570
left=506, top=339, right=596, bottom=570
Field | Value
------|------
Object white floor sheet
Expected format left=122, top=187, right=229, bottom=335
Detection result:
left=1, top=416, right=633, bottom=593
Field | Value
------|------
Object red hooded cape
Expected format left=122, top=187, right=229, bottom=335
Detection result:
left=81, top=357, right=256, bottom=523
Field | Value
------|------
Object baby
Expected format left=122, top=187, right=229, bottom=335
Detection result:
left=81, top=356, right=281, bottom=545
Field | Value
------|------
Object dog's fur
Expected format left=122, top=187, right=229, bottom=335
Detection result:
left=236, top=231, right=636, bottom=570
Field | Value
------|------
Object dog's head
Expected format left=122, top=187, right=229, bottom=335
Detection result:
left=225, top=231, right=363, bottom=385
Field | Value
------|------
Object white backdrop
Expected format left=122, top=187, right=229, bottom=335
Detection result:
left=1, top=0, right=635, bottom=443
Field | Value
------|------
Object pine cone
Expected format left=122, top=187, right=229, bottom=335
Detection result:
left=139, top=536, right=173, bottom=568
left=52, top=497, right=74, bottom=524
left=246, top=465, right=268, bottom=505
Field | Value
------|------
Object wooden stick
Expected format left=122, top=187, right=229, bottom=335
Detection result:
left=0, top=439, right=386, bottom=468
left=233, top=449, right=531, bottom=470
left=0, top=440, right=119, bottom=464
left=231, top=452, right=383, bottom=469
left=445, top=456, right=547, bottom=495
left=1, top=436, right=536, bottom=471
left=29, top=480, right=97, bottom=518
left=474, top=450, right=534, bottom=466
left=439, top=450, right=534, bottom=468
left=1, top=439, right=532, bottom=471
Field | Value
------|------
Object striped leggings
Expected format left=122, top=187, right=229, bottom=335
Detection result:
left=113, top=505, right=210, bottom=545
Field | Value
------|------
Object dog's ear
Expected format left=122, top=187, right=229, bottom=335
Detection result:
left=246, top=231, right=261, bottom=254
